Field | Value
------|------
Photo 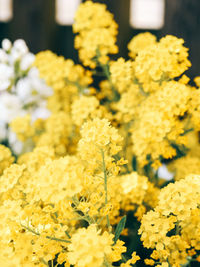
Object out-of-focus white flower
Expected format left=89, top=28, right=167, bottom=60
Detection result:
left=32, top=106, right=51, bottom=121
left=20, top=53, right=35, bottom=71
left=0, top=38, right=53, bottom=155
left=16, top=78, right=39, bottom=104
left=13, top=39, right=28, bottom=56
left=26, top=67, right=53, bottom=97
left=28, top=66, right=39, bottom=77
left=9, top=47, right=21, bottom=63
left=29, top=76, right=53, bottom=98
left=0, top=93, right=25, bottom=122
left=0, top=64, right=14, bottom=91
left=0, top=80, right=11, bottom=91
left=2, top=39, right=12, bottom=51
left=0, top=49, right=8, bottom=63
left=157, top=164, right=174, bottom=181
left=8, top=130, right=34, bottom=155
left=16, top=76, right=52, bottom=105
left=8, top=131, right=23, bottom=155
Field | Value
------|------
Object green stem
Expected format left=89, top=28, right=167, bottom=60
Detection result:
left=21, top=224, right=71, bottom=244
left=181, top=128, right=193, bottom=136
left=133, top=77, right=149, bottom=97
left=95, top=48, right=119, bottom=101
left=72, top=197, right=95, bottom=225
left=65, top=77, right=86, bottom=94
left=101, top=150, right=111, bottom=230
left=121, top=254, right=127, bottom=262
left=101, top=63, right=120, bottom=101
left=104, top=256, right=113, bottom=267
left=65, top=230, right=71, bottom=239
left=40, top=258, right=49, bottom=266
left=47, top=236, right=70, bottom=243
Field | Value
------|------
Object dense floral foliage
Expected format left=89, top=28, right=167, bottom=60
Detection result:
left=1, top=1, right=200, bottom=266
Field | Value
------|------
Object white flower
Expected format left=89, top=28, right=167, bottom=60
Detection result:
left=0, top=49, right=8, bottom=63
left=157, top=164, right=174, bottom=181
left=0, top=64, right=14, bottom=91
left=13, top=39, right=28, bottom=56
left=9, top=47, right=22, bottom=63
left=16, top=75, right=52, bottom=106
left=8, top=130, right=34, bottom=155
left=0, top=80, right=11, bottom=92
left=32, top=106, right=51, bottom=121
left=8, top=130, right=23, bottom=155
left=0, top=93, right=25, bottom=123
left=2, top=39, right=12, bottom=51
left=28, top=67, right=39, bottom=77
left=31, top=77, right=53, bottom=98
left=16, top=78, right=39, bottom=104
left=20, top=53, right=35, bottom=71
left=26, top=68, right=53, bottom=97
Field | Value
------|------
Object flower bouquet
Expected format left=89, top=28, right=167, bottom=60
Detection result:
left=1, top=1, right=200, bottom=267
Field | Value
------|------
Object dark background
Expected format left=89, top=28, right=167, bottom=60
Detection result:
left=0, top=0, right=200, bottom=79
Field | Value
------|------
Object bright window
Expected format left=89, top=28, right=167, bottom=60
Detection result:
left=55, top=0, right=81, bottom=25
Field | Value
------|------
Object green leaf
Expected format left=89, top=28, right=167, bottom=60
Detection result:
left=114, top=216, right=126, bottom=244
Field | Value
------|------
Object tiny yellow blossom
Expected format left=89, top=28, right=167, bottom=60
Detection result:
left=0, top=145, right=14, bottom=175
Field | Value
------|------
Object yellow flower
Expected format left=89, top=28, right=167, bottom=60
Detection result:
left=168, top=154, right=200, bottom=180
left=78, top=118, right=123, bottom=173
left=128, top=32, right=157, bottom=58
left=67, top=224, right=114, bottom=267
left=194, top=76, right=200, bottom=87
left=139, top=174, right=200, bottom=266
left=79, top=118, right=122, bottom=152
left=131, top=81, right=190, bottom=167
left=71, top=95, right=99, bottom=126
left=10, top=114, right=34, bottom=142
left=29, top=156, right=83, bottom=203
left=0, top=145, right=14, bottom=175
left=144, top=258, right=155, bottom=265
left=0, top=164, right=26, bottom=193
left=121, top=252, right=140, bottom=266
left=73, top=1, right=118, bottom=68
left=110, top=58, right=133, bottom=93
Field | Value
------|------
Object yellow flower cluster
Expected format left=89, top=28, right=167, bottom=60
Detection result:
left=67, top=224, right=125, bottom=267
left=132, top=35, right=191, bottom=93
left=10, top=114, right=34, bottom=142
left=32, top=50, right=95, bottom=155
left=78, top=118, right=123, bottom=173
left=73, top=0, right=118, bottom=68
left=131, top=81, right=190, bottom=167
left=71, top=95, right=112, bottom=127
left=72, top=95, right=99, bottom=126
left=128, top=32, right=157, bottom=59
left=139, top=174, right=200, bottom=266
left=34, top=50, right=93, bottom=113
left=169, top=154, right=200, bottom=180
left=110, top=58, right=133, bottom=93
left=0, top=119, right=143, bottom=266
left=0, top=144, right=14, bottom=175
left=188, top=88, right=200, bottom=131
left=109, top=172, right=159, bottom=222
left=108, top=33, right=196, bottom=169
left=35, top=111, right=73, bottom=155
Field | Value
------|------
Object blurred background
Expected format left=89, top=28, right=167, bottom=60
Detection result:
left=0, top=0, right=200, bottom=79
